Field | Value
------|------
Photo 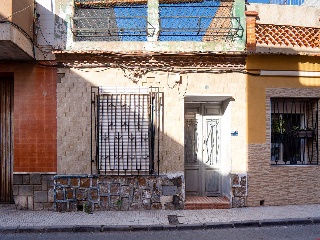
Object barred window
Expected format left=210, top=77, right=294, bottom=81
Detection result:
left=92, top=87, right=163, bottom=175
left=270, top=98, right=319, bottom=165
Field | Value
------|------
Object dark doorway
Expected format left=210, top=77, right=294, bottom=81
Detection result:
left=0, top=74, right=14, bottom=203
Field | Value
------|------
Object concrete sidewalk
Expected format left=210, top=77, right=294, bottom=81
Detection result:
left=1, top=204, right=320, bottom=233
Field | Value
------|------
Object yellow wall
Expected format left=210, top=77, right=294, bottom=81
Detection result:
left=246, top=55, right=320, bottom=207
left=247, top=55, right=320, bottom=144
left=247, top=55, right=320, bottom=72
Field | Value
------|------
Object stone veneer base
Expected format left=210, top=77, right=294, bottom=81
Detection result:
left=54, top=174, right=184, bottom=212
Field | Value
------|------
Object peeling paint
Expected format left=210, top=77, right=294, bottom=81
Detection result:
left=52, top=0, right=245, bottom=52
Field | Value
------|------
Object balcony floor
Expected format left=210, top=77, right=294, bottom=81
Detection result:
left=0, top=23, right=34, bottom=60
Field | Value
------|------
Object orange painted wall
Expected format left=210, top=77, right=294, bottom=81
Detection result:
left=246, top=55, right=320, bottom=207
left=0, top=63, right=57, bottom=172
left=247, top=55, right=320, bottom=144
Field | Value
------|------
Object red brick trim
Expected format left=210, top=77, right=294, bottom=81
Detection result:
left=245, top=11, right=258, bottom=52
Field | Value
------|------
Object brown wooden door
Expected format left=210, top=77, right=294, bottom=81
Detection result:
left=0, top=76, right=14, bottom=203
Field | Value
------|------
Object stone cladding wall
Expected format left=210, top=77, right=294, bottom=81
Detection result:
left=231, top=173, right=247, bottom=207
left=54, top=175, right=184, bottom=211
left=13, top=174, right=55, bottom=210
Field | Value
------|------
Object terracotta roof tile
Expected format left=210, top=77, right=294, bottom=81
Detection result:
left=256, top=24, right=320, bottom=49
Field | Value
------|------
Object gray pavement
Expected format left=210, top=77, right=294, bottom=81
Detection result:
left=1, top=204, right=320, bottom=233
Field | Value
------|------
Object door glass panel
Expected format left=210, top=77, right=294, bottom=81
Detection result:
left=185, top=117, right=199, bottom=166
left=203, top=118, right=220, bottom=167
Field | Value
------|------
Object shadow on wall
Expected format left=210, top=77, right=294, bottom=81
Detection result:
left=54, top=68, right=240, bottom=211
left=0, top=1, right=63, bottom=208
left=0, top=1, right=67, bottom=55
left=55, top=70, right=187, bottom=211
left=0, top=62, right=57, bottom=210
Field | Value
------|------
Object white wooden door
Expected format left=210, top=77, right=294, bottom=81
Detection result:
left=185, top=105, right=221, bottom=196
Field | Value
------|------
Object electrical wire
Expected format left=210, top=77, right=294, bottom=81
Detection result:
left=0, top=3, right=34, bottom=21
left=0, top=1, right=261, bottom=75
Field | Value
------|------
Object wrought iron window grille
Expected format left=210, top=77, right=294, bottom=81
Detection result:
left=91, top=87, right=163, bottom=175
left=270, top=98, right=319, bottom=165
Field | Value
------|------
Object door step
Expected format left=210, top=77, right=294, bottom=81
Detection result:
left=184, top=196, right=231, bottom=210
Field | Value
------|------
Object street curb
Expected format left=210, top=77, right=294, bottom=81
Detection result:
left=130, top=225, right=150, bottom=231
left=259, top=219, right=288, bottom=227
left=162, top=225, right=178, bottom=231
left=148, top=225, right=164, bottom=231
left=259, top=218, right=314, bottom=227
left=176, top=223, right=205, bottom=230
left=17, top=226, right=46, bottom=233
left=205, top=222, right=234, bottom=229
left=312, top=217, right=320, bottom=223
left=232, top=220, right=260, bottom=228
left=73, top=225, right=102, bottom=232
left=286, top=218, right=313, bottom=225
left=0, top=227, right=18, bottom=234
left=101, top=225, right=130, bottom=232
left=1, top=218, right=319, bottom=234
left=45, top=225, right=75, bottom=233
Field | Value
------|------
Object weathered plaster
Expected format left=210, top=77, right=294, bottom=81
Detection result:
left=0, top=23, right=34, bottom=60
left=247, top=3, right=320, bottom=28
left=54, top=0, right=245, bottom=52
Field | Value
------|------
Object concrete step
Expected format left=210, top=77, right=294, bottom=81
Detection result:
left=184, top=196, right=230, bottom=210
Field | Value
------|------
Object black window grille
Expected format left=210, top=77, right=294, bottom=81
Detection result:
left=91, top=87, right=163, bottom=175
left=271, top=98, right=319, bottom=165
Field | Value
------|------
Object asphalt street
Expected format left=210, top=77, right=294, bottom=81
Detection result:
left=1, top=224, right=320, bottom=240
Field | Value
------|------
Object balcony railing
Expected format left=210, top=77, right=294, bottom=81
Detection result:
left=72, top=16, right=152, bottom=41
left=159, top=16, right=243, bottom=41
left=72, top=0, right=243, bottom=42
left=71, top=16, right=243, bottom=41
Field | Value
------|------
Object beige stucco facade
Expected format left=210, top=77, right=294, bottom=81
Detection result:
left=52, top=0, right=249, bottom=209
left=247, top=4, right=320, bottom=28
left=57, top=67, right=247, bottom=175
